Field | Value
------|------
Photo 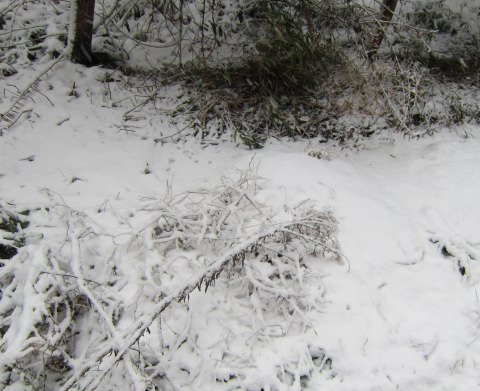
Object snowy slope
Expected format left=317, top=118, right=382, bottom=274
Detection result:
left=256, top=134, right=480, bottom=390
left=1, top=64, right=480, bottom=390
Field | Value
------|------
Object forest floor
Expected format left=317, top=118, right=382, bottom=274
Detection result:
left=1, top=61, right=480, bottom=390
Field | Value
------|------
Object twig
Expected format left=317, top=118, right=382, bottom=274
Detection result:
left=380, top=85, right=413, bottom=135
left=0, top=53, right=65, bottom=132
left=38, top=271, right=101, bottom=287
left=0, top=109, right=32, bottom=135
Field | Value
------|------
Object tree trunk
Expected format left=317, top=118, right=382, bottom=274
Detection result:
left=68, top=0, right=95, bottom=65
left=368, top=0, right=398, bottom=59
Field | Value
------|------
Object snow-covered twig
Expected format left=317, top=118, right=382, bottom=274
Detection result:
left=0, top=53, right=65, bottom=133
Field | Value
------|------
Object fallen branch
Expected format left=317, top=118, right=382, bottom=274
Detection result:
left=60, top=212, right=331, bottom=391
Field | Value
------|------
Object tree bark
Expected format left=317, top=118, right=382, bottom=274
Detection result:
left=68, top=0, right=95, bottom=65
left=368, top=0, right=398, bottom=59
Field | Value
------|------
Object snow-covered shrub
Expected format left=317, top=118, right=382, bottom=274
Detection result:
left=0, top=170, right=340, bottom=390
left=392, top=0, right=480, bottom=76
left=0, top=0, right=69, bottom=75
left=447, top=93, right=480, bottom=125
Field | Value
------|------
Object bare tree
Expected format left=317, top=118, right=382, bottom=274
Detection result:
left=67, top=0, right=95, bottom=64
left=368, top=0, right=398, bottom=59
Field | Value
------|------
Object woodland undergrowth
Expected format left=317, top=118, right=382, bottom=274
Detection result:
left=2, top=0, right=480, bottom=145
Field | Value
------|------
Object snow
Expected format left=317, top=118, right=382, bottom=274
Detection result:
left=2, top=63, right=480, bottom=390
left=243, top=134, right=480, bottom=389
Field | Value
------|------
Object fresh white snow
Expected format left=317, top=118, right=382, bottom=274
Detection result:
left=1, top=63, right=480, bottom=390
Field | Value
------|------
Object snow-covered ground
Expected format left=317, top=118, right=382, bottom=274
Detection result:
left=1, top=63, right=480, bottom=390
